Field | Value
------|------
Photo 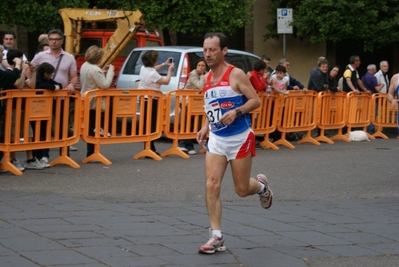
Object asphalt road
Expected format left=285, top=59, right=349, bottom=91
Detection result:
left=1, top=135, right=398, bottom=204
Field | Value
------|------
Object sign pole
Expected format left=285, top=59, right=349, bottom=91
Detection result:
left=283, top=34, right=286, bottom=58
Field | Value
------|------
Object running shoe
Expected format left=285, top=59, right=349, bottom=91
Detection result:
left=39, top=157, right=50, bottom=168
left=198, top=228, right=226, bottom=254
left=256, top=174, right=273, bottom=209
left=24, top=159, right=44, bottom=170
left=178, top=146, right=188, bottom=152
left=188, top=149, right=196, bottom=155
left=94, top=128, right=111, bottom=137
left=11, top=159, right=25, bottom=172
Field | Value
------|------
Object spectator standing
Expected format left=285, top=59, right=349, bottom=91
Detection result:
left=80, top=45, right=115, bottom=157
left=38, top=33, right=49, bottom=44
left=178, top=58, right=206, bottom=155
left=1, top=31, right=28, bottom=71
left=261, top=55, right=274, bottom=80
left=31, top=29, right=78, bottom=161
left=37, top=43, right=50, bottom=53
left=386, top=73, right=399, bottom=138
left=310, top=56, right=326, bottom=76
left=362, top=64, right=384, bottom=94
left=6, top=49, right=43, bottom=171
left=275, top=58, right=308, bottom=91
left=0, top=49, right=22, bottom=167
left=247, top=60, right=268, bottom=92
left=327, top=65, right=341, bottom=92
left=0, top=46, right=21, bottom=89
left=196, top=32, right=273, bottom=254
left=374, top=61, right=389, bottom=94
left=138, top=50, right=174, bottom=154
left=308, top=59, right=329, bottom=92
left=34, top=34, right=50, bottom=57
left=342, top=55, right=367, bottom=93
left=33, top=62, right=63, bottom=167
left=362, top=64, right=384, bottom=135
left=35, top=62, right=62, bottom=91
left=270, top=65, right=289, bottom=95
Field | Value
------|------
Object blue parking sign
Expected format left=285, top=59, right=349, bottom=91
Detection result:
left=277, top=8, right=293, bottom=34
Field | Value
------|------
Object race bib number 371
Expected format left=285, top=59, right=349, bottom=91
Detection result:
left=204, top=102, right=227, bottom=132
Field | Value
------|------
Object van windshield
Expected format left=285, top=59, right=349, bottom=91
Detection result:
left=123, top=51, right=181, bottom=77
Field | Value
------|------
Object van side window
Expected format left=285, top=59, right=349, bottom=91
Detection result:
left=122, top=51, right=142, bottom=75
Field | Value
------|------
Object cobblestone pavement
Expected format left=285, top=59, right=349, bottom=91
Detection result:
left=0, top=192, right=398, bottom=267
left=1, top=137, right=398, bottom=266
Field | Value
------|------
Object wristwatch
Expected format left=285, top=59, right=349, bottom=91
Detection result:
left=235, top=108, right=242, bottom=118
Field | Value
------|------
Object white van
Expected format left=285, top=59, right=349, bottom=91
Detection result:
left=116, top=46, right=261, bottom=91
left=115, top=46, right=261, bottom=125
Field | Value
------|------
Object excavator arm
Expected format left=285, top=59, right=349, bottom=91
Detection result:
left=59, top=8, right=143, bottom=68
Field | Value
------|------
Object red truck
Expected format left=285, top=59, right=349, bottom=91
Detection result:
left=77, top=30, right=164, bottom=78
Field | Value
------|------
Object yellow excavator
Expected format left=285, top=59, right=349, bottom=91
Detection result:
left=59, top=7, right=143, bottom=69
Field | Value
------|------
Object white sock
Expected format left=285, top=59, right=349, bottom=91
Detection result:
left=257, top=182, right=265, bottom=194
left=212, top=229, right=222, bottom=238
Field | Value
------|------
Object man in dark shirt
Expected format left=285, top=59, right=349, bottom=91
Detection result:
left=361, top=64, right=384, bottom=94
left=342, top=55, right=367, bottom=93
left=308, top=59, right=329, bottom=92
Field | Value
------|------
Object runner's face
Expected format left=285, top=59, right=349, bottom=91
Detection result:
left=203, top=37, right=226, bottom=68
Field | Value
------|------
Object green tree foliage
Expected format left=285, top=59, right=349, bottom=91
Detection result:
left=0, top=0, right=89, bottom=32
left=1, top=0, right=254, bottom=41
left=265, top=0, right=399, bottom=51
left=93, top=0, right=255, bottom=36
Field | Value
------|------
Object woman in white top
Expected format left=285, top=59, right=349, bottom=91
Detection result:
left=138, top=50, right=174, bottom=154
left=80, top=45, right=114, bottom=157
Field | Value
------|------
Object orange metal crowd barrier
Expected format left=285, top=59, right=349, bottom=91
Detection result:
left=273, top=90, right=320, bottom=149
left=370, top=93, right=398, bottom=139
left=345, top=92, right=375, bottom=140
left=316, top=91, right=349, bottom=144
left=80, top=89, right=164, bottom=164
left=162, top=89, right=206, bottom=158
left=251, top=91, right=279, bottom=150
left=0, top=89, right=81, bottom=175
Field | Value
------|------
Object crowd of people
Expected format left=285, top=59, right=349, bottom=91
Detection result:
left=247, top=54, right=398, bottom=137
left=0, top=29, right=86, bottom=172
left=1, top=28, right=399, bottom=169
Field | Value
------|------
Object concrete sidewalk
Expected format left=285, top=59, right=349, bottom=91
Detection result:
left=0, top=191, right=398, bottom=267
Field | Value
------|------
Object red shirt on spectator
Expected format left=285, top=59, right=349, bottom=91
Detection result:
left=248, top=69, right=267, bottom=91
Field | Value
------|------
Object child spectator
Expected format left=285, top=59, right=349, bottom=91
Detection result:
left=248, top=60, right=268, bottom=92
left=32, top=62, right=62, bottom=167
left=36, top=62, right=62, bottom=91
left=270, top=65, right=289, bottom=95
